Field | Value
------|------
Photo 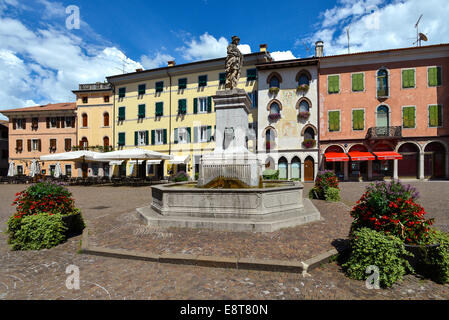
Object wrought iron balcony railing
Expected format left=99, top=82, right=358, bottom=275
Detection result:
left=366, top=126, right=402, bottom=139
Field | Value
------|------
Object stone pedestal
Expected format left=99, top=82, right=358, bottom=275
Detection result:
left=198, top=89, right=262, bottom=187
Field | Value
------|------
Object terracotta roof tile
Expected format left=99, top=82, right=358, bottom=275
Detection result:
left=1, top=102, right=76, bottom=113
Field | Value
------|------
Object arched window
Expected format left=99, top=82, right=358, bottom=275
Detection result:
left=265, top=128, right=276, bottom=151
left=304, top=127, right=315, bottom=140
left=270, top=102, right=280, bottom=114
left=103, top=136, right=110, bottom=147
left=80, top=137, right=88, bottom=149
left=269, top=76, right=280, bottom=88
left=298, top=74, right=310, bottom=86
left=377, top=68, right=389, bottom=97
left=82, top=113, right=88, bottom=128
left=299, top=100, right=310, bottom=113
left=376, top=105, right=390, bottom=127
left=103, top=112, right=109, bottom=127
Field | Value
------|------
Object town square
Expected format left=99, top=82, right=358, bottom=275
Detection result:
left=0, top=0, right=449, bottom=307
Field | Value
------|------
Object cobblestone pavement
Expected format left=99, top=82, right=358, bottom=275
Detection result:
left=0, top=183, right=448, bottom=300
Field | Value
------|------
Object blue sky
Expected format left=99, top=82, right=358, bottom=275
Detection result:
left=0, top=0, right=448, bottom=118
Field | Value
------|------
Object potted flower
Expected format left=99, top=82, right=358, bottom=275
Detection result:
left=298, top=111, right=310, bottom=121
left=268, top=113, right=281, bottom=121
left=302, top=139, right=316, bottom=148
left=268, top=87, right=280, bottom=95
left=297, top=83, right=309, bottom=93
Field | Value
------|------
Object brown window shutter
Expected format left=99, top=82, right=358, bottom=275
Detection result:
left=27, top=139, right=31, bottom=152
left=38, top=139, right=42, bottom=152
left=23, top=118, right=26, bottom=130
left=13, top=119, right=16, bottom=130
left=61, top=117, right=65, bottom=128
left=65, top=139, right=71, bottom=151
left=71, top=117, right=75, bottom=128
left=56, top=117, right=60, bottom=128
left=46, top=118, right=50, bottom=128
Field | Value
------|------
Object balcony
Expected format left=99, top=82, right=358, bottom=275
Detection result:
left=78, top=83, right=112, bottom=91
left=366, top=126, right=402, bottom=139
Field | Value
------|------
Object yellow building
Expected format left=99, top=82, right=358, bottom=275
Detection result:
left=72, top=82, right=113, bottom=177
left=106, top=48, right=271, bottom=178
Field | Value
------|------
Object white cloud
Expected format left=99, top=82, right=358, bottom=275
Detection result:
left=271, top=50, right=297, bottom=61
left=141, top=52, right=175, bottom=69
left=310, top=0, right=449, bottom=56
left=177, top=32, right=252, bottom=61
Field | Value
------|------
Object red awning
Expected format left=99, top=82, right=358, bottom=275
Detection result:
left=348, top=152, right=375, bottom=161
left=325, top=152, right=350, bottom=162
left=374, top=151, right=403, bottom=160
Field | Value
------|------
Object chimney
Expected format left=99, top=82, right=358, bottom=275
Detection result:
left=259, top=44, right=267, bottom=52
left=135, top=68, right=143, bottom=72
left=168, top=60, right=176, bottom=67
left=315, top=41, right=324, bottom=57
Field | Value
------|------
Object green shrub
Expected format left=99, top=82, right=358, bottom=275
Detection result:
left=343, top=228, right=413, bottom=288
left=173, top=171, right=189, bottom=182
left=262, top=169, right=279, bottom=180
left=308, top=187, right=319, bottom=199
left=8, top=213, right=67, bottom=251
left=325, top=187, right=341, bottom=202
left=312, top=170, right=339, bottom=200
left=417, top=230, right=449, bottom=284
left=195, top=172, right=199, bottom=181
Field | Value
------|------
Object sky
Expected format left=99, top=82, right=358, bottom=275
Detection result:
left=0, top=0, right=449, bottom=119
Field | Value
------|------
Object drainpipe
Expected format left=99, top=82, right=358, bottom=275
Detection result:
left=112, top=84, right=116, bottom=150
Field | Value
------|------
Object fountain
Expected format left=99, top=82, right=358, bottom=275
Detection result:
left=136, top=36, right=320, bottom=232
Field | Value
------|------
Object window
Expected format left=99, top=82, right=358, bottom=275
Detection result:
left=138, top=104, right=146, bottom=118
left=198, top=75, right=207, bottom=87
left=270, top=102, right=280, bottom=114
left=80, top=137, right=88, bottom=149
left=194, top=97, right=212, bottom=114
left=103, top=136, right=110, bottom=147
left=269, top=76, right=280, bottom=88
left=16, top=118, right=25, bottom=130
left=199, top=97, right=208, bottom=113
left=304, top=127, right=315, bottom=140
left=219, top=72, right=226, bottom=85
left=92, top=164, right=99, bottom=176
left=402, top=106, right=416, bottom=128
left=82, top=96, right=88, bottom=104
left=118, top=87, right=126, bottom=99
left=31, top=117, right=38, bottom=130
left=65, top=165, right=72, bottom=177
left=135, top=131, right=149, bottom=146
left=118, top=133, right=125, bottom=146
left=155, top=102, right=163, bottom=117
left=103, top=112, right=110, bottom=127
left=32, top=139, right=40, bottom=151
left=49, top=139, right=57, bottom=152
left=152, top=129, right=166, bottom=145
left=65, top=117, right=75, bottom=128
left=377, top=69, right=389, bottom=97
left=298, top=74, right=310, bottom=86
left=199, top=126, right=209, bottom=142
left=327, top=75, right=340, bottom=94
left=65, top=138, right=72, bottom=152
left=178, top=99, right=187, bottom=115
left=402, top=69, right=415, bottom=89
left=147, top=164, right=154, bottom=175
left=50, top=165, right=56, bottom=176
left=104, top=95, right=110, bottom=103
left=155, top=81, right=164, bottom=93
left=429, top=105, right=443, bottom=127
left=247, top=69, right=257, bottom=81
left=328, top=111, right=340, bottom=132
left=16, top=139, right=23, bottom=152
left=17, top=165, right=23, bottom=175
left=248, top=91, right=258, bottom=109
left=82, top=114, right=88, bottom=127
left=118, top=107, right=125, bottom=121
left=428, top=67, right=442, bottom=87
left=352, top=73, right=364, bottom=92
left=299, top=100, right=310, bottom=113
left=178, top=78, right=187, bottom=89
left=352, top=109, right=365, bottom=130
left=138, top=84, right=146, bottom=96
left=174, top=127, right=191, bottom=144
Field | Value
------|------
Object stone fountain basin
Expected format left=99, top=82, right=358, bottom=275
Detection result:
left=136, top=181, right=321, bottom=232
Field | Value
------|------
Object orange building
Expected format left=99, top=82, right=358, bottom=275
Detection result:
left=318, top=43, right=449, bottom=181
left=1, top=103, right=79, bottom=177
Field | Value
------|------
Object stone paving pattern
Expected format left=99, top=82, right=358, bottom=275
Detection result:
left=0, top=182, right=448, bottom=300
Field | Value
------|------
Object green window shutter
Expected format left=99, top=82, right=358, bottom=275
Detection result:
left=402, top=70, right=415, bottom=88
left=138, top=104, right=145, bottom=118
left=134, top=131, right=138, bottom=146
left=174, top=128, right=178, bottom=144
left=193, top=127, right=198, bottom=143
left=118, top=133, right=125, bottom=146
left=163, top=129, right=167, bottom=144
left=198, top=75, right=207, bottom=87
left=151, top=130, right=155, bottom=145
left=353, top=110, right=364, bottom=130
left=178, top=78, right=187, bottom=89
left=352, top=74, right=364, bottom=92
left=145, top=131, right=149, bottom=145
left=118, top=107, right=125, bottom=120
left=428, top=67, right=442, bottom=87
left=329, top=111, right=340, bottom=131
left=219, top=72, right=226, bottom=85
left=186, top=127, right=191, bottom=143
left=328, top=75, right=339, bottom=93
left=403, top=107, right=415, bottom=128
left=429, top=105, right=442, bottom=127
left=138, top=84, right=146, bottom=95
left=155, top=81, right=164, bottom=92
left=247, top=69, right=257, bottom=81
left=193, top=98, right=198, bottom=114
left=178, top=99, right=186, bottom=114
left=207, top=97, right=212, bottom=113
left=207, top=126, right=212, bottom=142
left=118, top=88, right=126, bottom=98
left=156, top=102, right=163, bottom=116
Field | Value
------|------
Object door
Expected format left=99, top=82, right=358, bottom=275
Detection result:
left=376, top=106, right=389, bottom=128
left=304, top=158, right=314, bottom=182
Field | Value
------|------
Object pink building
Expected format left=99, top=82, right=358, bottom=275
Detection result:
left=1, top=103, right=79, bottom=177
left=318, top=44, right=449, bottom=181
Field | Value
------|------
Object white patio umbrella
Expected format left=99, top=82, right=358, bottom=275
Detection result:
left=40, top=150, right=100, bottom=162
left=53, top=162, right=62, bottom=178
left=29, top=159, right=38, bottom=177
left=7, top=161, right=15, bottom=177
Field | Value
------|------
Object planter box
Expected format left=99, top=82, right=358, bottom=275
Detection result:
left=62, top=212, right=85, bottom=238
